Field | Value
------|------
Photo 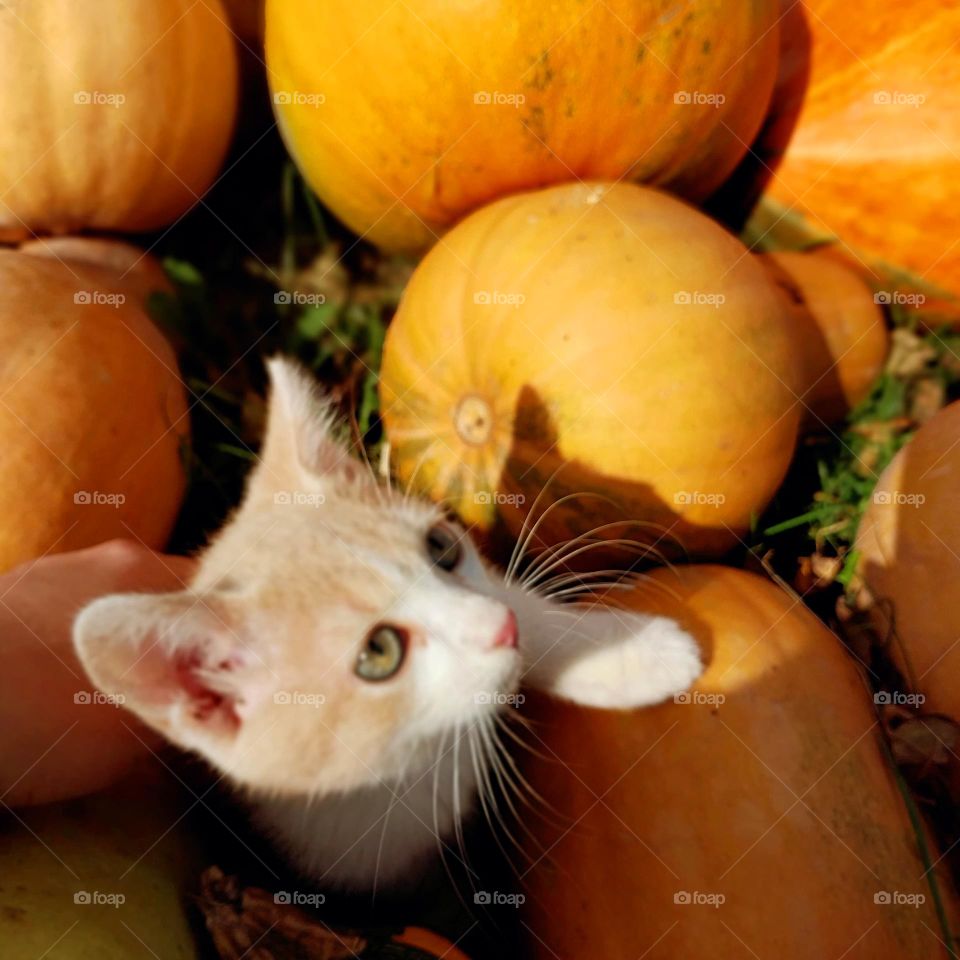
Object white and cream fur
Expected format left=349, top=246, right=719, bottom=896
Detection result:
left=73, top=358, right=701, bottom=890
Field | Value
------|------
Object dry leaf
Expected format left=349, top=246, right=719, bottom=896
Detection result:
left=888, top=716, right=960, bottom=768
left=886, top=327, right=937, bottom=378
left=198, top=867, right=367, bottom=960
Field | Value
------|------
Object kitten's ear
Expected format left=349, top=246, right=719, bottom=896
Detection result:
left=73, top=591, right=270, bottom=755
left=254, top=356, right=366, bottom=493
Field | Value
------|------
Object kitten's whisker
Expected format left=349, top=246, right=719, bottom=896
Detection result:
left=479, top=717, right=545, bottom=829
left=491, top=739, right=556, bottom=820
left=543, top=582, right=636, bottom=601
left=472, top=718, right=535, bottom=864
left=399, top=440, right=438, bottom=503
left=519, top=517, right=679, bottom=585
left=505, top=462, right=570, bottom=583
left=523, top=537, right=664, bottom=589
left=536, top=568, right=635, bottom=596
left=509, top=490, right=622, bottom=585
left=372, top=771, right=403, bottom=900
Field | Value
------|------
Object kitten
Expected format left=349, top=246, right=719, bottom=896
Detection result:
left=73, top=358, right=701, bottom=890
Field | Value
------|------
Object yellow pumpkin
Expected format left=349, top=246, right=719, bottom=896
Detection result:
left=759, top=250, right=889, bottom=428
left=0, top=0, right=238, bottom=238
left=856, top=400, right=960, bottom=720
left=380, top=182, right=801, bottom=560
left=518, top=565, right=959, bottom=959
left=266, top=0, right=780, bottom=253
left=0, top=765, right=204, bottom=959
left=0, top=238, right=189, bottom=571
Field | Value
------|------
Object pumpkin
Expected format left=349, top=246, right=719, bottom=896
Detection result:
left=759, top=250, right=889, bottom=428
left=380, top=182, right=801, bottom=560
left=0, top=0, right=238, bottom=238
left=517, top=565, right=959, bottom=959
left=0, top=765, right=204, bottom=959
left=856, top=400, right=960, bottom=721
left=266, top=0, right=780, bottom=253
left=0, top=238, right=189, bottom=572
left=763, top=0, right=960, bottom=295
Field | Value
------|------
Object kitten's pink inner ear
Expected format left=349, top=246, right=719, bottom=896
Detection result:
left=121, top=637, right=245, bottom=736
left=172, top=649, right=243, bottom=734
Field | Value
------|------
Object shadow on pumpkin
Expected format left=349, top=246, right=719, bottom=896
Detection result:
left=479, top=384, right=745, bottom=574
left=705, top=0, right=811, bottom=231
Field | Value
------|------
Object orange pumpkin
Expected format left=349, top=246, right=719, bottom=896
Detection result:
left=764, top=0, right=960, bottom=295
left=0, top=238, right=190, bottom=571
left=266, top=0, right=780, bottom=253
left=380, top=182, right=801, bottom=560
left=0, top=0, right=238, bottom=238
left=856, top=400, right=960, bottom=721
left=759, top=250, right=889, bottom=428
left=518, top=565, right=958, bottom=959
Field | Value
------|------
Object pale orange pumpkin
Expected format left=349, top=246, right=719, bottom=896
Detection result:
left=266, top=0, right=780, bottom=253
left=759, top=250, right=889, bottom=428
left=0, top=0, right=238, bottom=238
left=380, top=182, right=801, bottom=560
left=856, top=400, right=960, bottom=721
left=764, top=0, right=960, bottom=295
left=518, top=565, right=959, bottom=958
left=0, top=238, right=190, bottom=571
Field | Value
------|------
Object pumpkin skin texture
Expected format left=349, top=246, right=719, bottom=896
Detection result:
left=759, top=250, right=888, bottom=428
left=0, top=0, right=238, bottom=238
left=856, top=401, right=960, bottom=721
left=266, top=0, right=780, bottom=253
left=380, top=182, right=801, bottom=560
left=0, top=766, right=204, bottom=960
left=0, top=238, right=189, bottom=572
left=765, top=0, right=960, bottom=295
left=517, top=565, right=958, bottom=960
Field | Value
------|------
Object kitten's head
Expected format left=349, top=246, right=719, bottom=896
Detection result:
left=74, top=358, right=520, bottom=796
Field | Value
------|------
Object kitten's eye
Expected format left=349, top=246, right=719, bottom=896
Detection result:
left=355, top=625, right=407, bottom=682
left=426, top=523, right=462, bottom=572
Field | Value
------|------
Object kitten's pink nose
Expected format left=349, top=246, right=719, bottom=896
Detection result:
left=492, top=610, right=518, bottom=650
